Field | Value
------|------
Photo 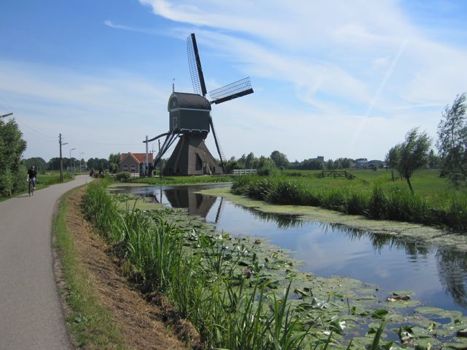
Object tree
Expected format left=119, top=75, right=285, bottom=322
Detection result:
left=87, top=158, right=109, bottom=172
left=336, top=158, right=352, bottom=169
left=326, top=159, right=335, bottom=170
left=23, top=157, right=47, bottom=173
left=0, top=118, right=27, bottom=196
left=257, top=156, right=276, bottom=176
left=428, top=150, right=441, bottom=169
left=270, top=150, right=289, bottom=169
left=385, top=145, right=400, bottom=181
left=245, top=152, right=256, bottom=169
left=295, top=158, right=323, bottom=170
left=437, top=93, right=467, bottom=184
left=395, top=128, right=431, bottom=195
left=108, top=153, right=120, bottom=173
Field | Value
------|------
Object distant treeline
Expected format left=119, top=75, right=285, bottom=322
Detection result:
left=23, top=157, right=111, bottom=173
left=223, top=151, right=440, bottom=172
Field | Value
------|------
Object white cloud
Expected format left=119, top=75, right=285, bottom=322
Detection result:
left=3, top=1, right=466, bottom=162
left=140, top=1, right=466, bottom=111
left=0, top=60, right=170, bottom=160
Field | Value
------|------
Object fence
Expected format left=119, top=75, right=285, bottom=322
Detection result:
left=232, top=169, right=257, bottom=175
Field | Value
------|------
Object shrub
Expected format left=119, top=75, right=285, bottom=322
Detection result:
left=0, top=169, right=14, bottom=196
left=385, top=190, right=428, bottom=223
left=346, top=193, right=368, bottom=215
left=321, top=190, right=348, bottom=211
left=115, top=172, right=131, bottom=182
left=368, top=186, right=388, bottom=219
left=267, top=181, right=303, bottom=204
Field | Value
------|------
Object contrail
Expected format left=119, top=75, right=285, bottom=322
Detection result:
left=349, top=39, right=409, bottom=153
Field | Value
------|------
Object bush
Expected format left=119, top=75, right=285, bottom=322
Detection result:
left=115, top=172, right=131, bottom=182
left=346, top=193, right=368, bottom=215
left=368, top=186, right=388, bottom=219
left=267, top=181, right=302, bottom=204
left=13, top=165, right=28, bottom=193
left=0, top=169, right=14, bottom=196
left=385, top=190, right=428, bottom=223
left=321, top=190, right=347, bottom=211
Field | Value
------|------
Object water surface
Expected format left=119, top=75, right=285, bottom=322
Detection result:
left=112, top=184, right=467, bottom=314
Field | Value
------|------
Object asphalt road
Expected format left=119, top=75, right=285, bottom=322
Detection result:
left=0, top=175, right=90, bottom=350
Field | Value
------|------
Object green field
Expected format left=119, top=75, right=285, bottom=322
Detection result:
left=282, top=169, right=463, bottom=203
left=232, top=169, right=467, bottom=232
left=36, top=171, right=74, bottom=189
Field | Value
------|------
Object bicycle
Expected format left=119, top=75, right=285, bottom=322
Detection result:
left=28, top=177, right=36, bottom=196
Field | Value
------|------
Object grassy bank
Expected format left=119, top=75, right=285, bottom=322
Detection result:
left=129, top=174, right=233, bottom=186
left=82, top=180, right=467, bottom=349
left=53, top=188, right=124, bottom=349
left=232, top=170, right=467, bottom=232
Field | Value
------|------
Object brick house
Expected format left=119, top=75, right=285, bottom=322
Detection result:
left=119, top=153, right=154, bottom=173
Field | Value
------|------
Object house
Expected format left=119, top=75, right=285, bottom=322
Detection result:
left=367, top=160, right=384, bottom=169
left=119, top=153, right=154, bottom=174
left=355, top=158, right=368, bottom=168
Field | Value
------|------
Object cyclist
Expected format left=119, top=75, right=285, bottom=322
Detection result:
left=28, top=165, right=37, bottom=193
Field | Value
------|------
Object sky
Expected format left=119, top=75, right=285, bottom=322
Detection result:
left=0, top=0, right=466, bottom=162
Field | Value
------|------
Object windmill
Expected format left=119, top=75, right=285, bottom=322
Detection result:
left=144, top=33, right=254, bottom=175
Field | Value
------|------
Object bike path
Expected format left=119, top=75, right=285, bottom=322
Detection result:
left=0, top=175, right=90, bottom=350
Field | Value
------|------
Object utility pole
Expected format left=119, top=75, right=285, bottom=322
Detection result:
left=145, top=135, right=149, bottom=177
left=59, top=133, right=68, bottom=182
left=69, top=148, right=76, bottom=174
left=158, top=139, right=162, bottom=179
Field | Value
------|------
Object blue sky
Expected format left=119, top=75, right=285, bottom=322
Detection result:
left=0, top=0, right=466, bottom=162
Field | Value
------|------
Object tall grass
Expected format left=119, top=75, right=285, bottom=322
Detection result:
left=232, top=175, right=467, bottom=232
left=83, top=181, right=388, bottom=349
left=83, top=182, right=316, bottom=348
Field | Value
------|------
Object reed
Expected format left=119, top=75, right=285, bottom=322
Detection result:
left=83, top=180, right=388, bottom=349
left=232, top=175, right=466, bottom=232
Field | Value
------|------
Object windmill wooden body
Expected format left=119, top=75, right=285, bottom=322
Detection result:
left=145, top=33, right=254, bottom=175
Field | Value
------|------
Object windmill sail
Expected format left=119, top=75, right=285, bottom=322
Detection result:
left=209, top=77, right=254, bottom=104
left=187, top=33, right=207, bottom=96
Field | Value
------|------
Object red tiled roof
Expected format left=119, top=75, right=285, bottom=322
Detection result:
left=132, top=153, right=153, bottom=163
left=120, top=152, right=153, bottom=163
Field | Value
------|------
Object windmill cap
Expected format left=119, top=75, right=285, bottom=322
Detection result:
left=168, top=92, right=211, bottom=111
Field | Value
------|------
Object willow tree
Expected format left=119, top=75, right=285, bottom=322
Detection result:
left=437, top=93, right=466, bottom=185
left=385, top=145, right=400, bottom=181
left=395, top=128, right=431, bottom=195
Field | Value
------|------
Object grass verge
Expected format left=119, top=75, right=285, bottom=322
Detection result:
left=53, top=187, right=125, bottom=349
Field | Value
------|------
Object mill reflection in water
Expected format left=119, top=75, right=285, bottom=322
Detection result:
left=113, top=184, right=466, bottom=313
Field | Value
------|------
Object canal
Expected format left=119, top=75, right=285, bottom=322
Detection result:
left=111, top=183, right=466, bottom=314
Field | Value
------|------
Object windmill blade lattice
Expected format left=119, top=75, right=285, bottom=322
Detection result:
left=209, top=77, right=254, bottom=104
left=187, top=33, right=207, bottom=96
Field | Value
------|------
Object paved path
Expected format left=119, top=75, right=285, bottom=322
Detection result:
left=0, top=175, right=90, bottom=350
